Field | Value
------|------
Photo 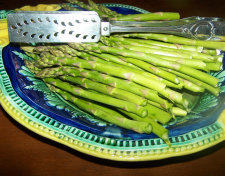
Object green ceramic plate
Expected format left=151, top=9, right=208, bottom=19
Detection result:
left=0, top=3, right=225, bottom=161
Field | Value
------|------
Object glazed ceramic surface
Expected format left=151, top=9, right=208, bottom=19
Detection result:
left=0, top=4, right=225, bottom=161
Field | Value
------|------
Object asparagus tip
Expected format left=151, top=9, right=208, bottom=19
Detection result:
left=141, top=109, right=148, bottom=117
left=145, top=124, right=152, bottom=134
left=162, top=133, right=171, bottom=147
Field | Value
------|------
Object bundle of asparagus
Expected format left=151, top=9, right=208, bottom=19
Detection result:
left=20, top=0, right=225, bottom=145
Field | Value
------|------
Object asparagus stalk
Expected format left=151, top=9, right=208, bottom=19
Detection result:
left=66, top=0, right=109, bottom=18
left=107, top=36, right=214, bottom=61
left=85, top=50, right=202, bottom=92
left=154, top=55, right=208, bottom=71
left=66, top=0, right=90, bottom=9
left=115, top=55, right=181, bottom=84
left=49, top=85, right=152, bottom=134
left=20, top=46, right=36, bottom=53
left=44, top=77, right=148, bottom=117
left=171, top=107, right=187, bottom=116
left=48, top=48, right=71, bottom=57
left=36, top=45, right=184, bottom=89
left=148, top=100, right=187, bottom=117
left=59, top=75, right=148, bottom=106
left=84, top=49, right=181, bottom=85
left=162, top=68, right=220, bottom=96
left=36, top=54, right=167, bottom=90
left=205, top=62, right=223, bottom=72
left=33, top=46, right=51, bottom=53
left=144, top=104, right=172, bottom=124
left=121, top=43, right=215, bottom=62
left=112, top=37, right=203, bottom=52
left=38, top=53, right=187, bottom=106
left=87, top=0, right=100, bottom=11
left=177, top=77, right=205, bottom=93
left=87, top=0, right=121, bottom=17
left=69, top=43, right=219, bottom=87
left=81, top=51, right=183, bottom=89
left=87, top=52, right=141, bottom=69
left=24, top=60, right=41, bottom=74
left=202, top=49, right=219, bottom=56
left=110, top=12, right=180, bottom=21
left=61, top=74, right=172, bottom=123
left=119, top=33, right=225, bottom=51
left=35, top=66, right=172, bottom=110
left=119, top=109, right=170, bottom=146
left=97, top=4, right=121, bottom=17
left=24, top=52, right=40, bottom=61
left=54, top=44, right=139, bottom=70
left=105, top=37, right=214, bottom=71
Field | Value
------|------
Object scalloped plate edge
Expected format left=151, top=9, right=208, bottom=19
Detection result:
left=1, top=86, right=225, bottom=161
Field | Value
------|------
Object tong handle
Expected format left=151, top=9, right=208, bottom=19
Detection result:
left=110, top=17, right=225, bottom=41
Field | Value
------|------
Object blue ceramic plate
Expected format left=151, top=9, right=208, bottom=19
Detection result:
left=3, top=44, right=225, bottom=139
left=1, top=4, right=225, bottom=161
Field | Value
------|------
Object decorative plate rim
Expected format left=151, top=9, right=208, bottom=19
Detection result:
left=0, top=3, right=225, bottom=161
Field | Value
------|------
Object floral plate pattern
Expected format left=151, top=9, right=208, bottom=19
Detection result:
left=0, top=4, right=225, bottom=161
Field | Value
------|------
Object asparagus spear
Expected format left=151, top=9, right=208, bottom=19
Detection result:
left=69, top=43, right=219, bottom=87
left=37, top=54, right=187, bottom=106
left=20, top=46, right=36, bottom=53
left=177, top=77, right=205, bottom=93
left=119, top=109, right=170, bottom=146
left=111, top=37, right=203, bottom=52
left=171, top=107, right=187, bottom=116
left=144, top=104, right=172, bottom=124
left=97, top=4, right=121, bottom=17
left=83, top=49, right=180, bottom=85
left=104, top=37, right=215, bottom=71
left=153, top=55, right=209, bottom=71
left=66, top=0, right=90, bottom=9
left=148, top=100, right=187, bottom=117
left=35, top=66, right=172, bottom=110
left=38, top=54, right=166, bottom=89
left=55, top=44, right=138, bottom=68
left=202, top=49, right=219, bottom=56
left=24, top=52, right=40, bottom=61
left=59, top=75, right=148, bottom=106
left=119, top=33, right=225, bottom=51
left=61, top=75, right=173, bottom=123
left=87, top=0, right=99, bottom=11
left=87, top=0, right=121, bottom=17
left=66, top=0, right=109, bottom=18
left=110, top=12, right=180, bottom=21
left=51, top=44, right=140, bottom=70
left=24, top=60, right=41, bottom=73
left=33, top=45, right=183, bottom=89
left=48, top=84, right=152, bottom=134
left=61, top=74, right=173, bottom=123
left=87, top=52, right=141, bottom=69
left=121, top=43, right=215, bottom=62
left=44, top=77, right=148, bottom=117
left=107, top=36, right=215, bottom=62
left=162, top=68, right=220, bottom=96
left=79, top=51, right=183, bottom=89
left=114, top=55, right=181, bottom=84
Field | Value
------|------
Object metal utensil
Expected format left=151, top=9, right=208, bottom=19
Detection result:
left=7, top=11, right=225, bottom=43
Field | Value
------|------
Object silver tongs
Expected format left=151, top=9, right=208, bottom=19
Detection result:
left=7, top=11, right=225, bottom=43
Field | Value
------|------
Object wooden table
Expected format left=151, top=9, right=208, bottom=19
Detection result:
left=1, top=0, right=225, bottom=175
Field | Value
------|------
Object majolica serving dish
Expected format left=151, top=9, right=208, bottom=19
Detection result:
left=0, top=3, right=225, bottom=161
